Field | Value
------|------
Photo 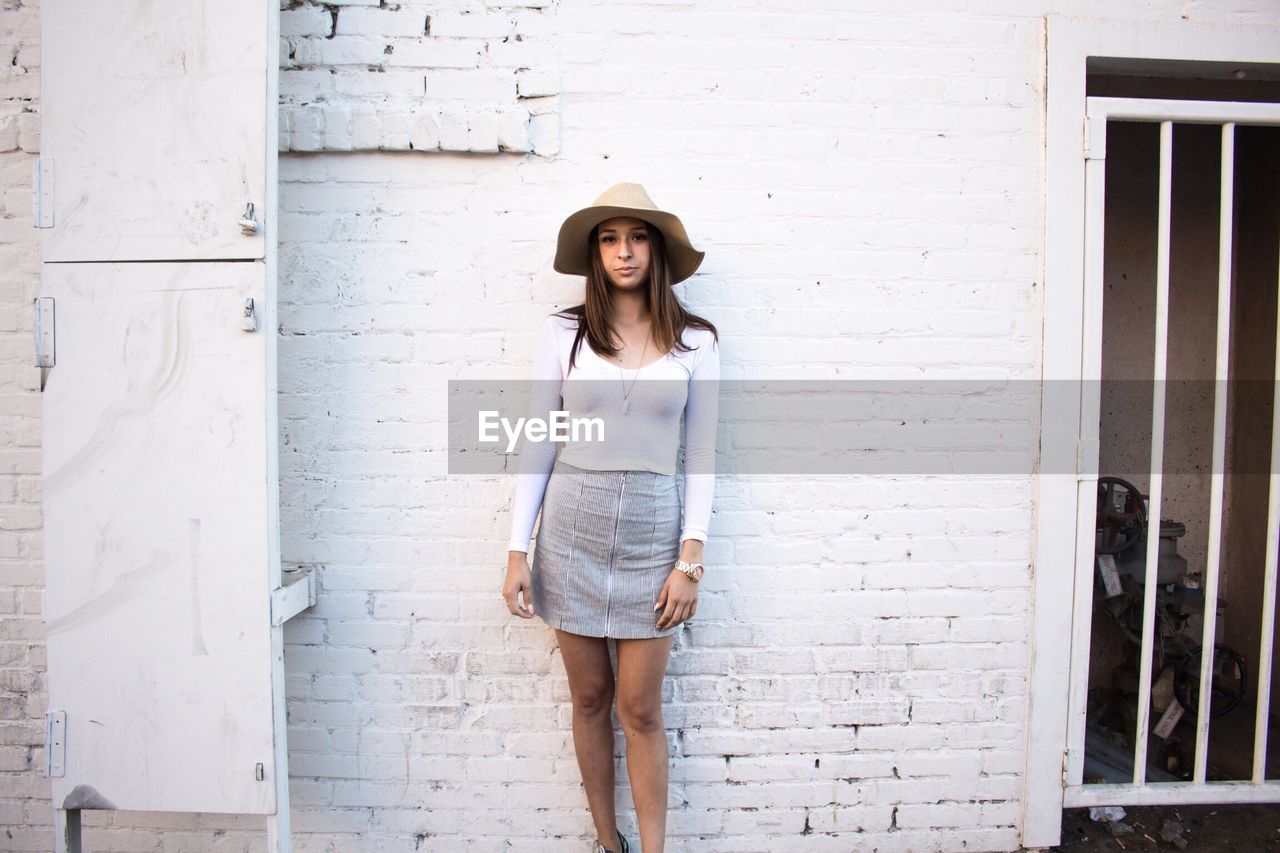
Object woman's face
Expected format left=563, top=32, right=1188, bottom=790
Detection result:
left=596, top=216, right=651, bottom=290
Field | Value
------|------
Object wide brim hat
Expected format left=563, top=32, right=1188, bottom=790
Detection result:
left=554, top=182, right=705, bottom=284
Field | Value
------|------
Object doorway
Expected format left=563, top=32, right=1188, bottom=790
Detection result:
left=1072, top=102, right=1280, bottom=797
left=1026, top=17, right=1280, bottom=849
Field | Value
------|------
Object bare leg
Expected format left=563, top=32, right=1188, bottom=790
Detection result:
left=555, top=628, right=622, bottom=849
left=614, top=634, right=676, bottom=853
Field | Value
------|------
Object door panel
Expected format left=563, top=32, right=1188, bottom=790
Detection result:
left=42, top=262, right=276, bottom=814
left=40, top=0, right=268, bottom=262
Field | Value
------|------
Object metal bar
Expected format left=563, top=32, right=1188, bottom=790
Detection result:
left=1132, top=120, right=1173, bottom=786
left=1254, top=187, right=1280, bottom=784
left=1065, top=781, right=1280, bottom=808
left=269, top=568, right=316, bottom=627
left=1064, top=114, right=1109, bottom=788
left=1193, top=123, right=1235, bottom=783
left=1088, top=97, right=1280, bottom=126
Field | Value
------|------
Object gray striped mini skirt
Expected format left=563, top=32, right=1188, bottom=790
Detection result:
left=531, top=457, right=682, bottom=639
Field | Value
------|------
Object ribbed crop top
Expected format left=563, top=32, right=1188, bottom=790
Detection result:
left=507, top=311, right=720, bottom=553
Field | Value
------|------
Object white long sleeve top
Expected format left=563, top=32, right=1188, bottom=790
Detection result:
left=507, top=311, right=720, bottom=553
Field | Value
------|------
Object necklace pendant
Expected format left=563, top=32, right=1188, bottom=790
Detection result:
left=622, top=398, right=630, bottom=415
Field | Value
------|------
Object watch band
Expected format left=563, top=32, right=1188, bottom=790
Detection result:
left=675, top=559, right=703, bottom=581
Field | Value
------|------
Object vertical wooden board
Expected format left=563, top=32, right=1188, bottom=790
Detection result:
left=40, top=0, right=268, bottom=262
left=42, top=262, right=276, bottom=815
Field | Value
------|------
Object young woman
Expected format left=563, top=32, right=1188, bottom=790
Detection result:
left=502, top=182, right=720, bottom=853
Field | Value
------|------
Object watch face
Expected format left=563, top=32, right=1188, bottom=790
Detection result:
left=693, top=566, right=704, bottom=580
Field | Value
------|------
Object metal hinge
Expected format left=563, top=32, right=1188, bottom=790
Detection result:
left=1084, top=116, right=1106, bottom=161
left=1060, top=744, right=1085, bottom=787
left=270, top=566, right=317, bottom=626
left=45, top=710, right=66, bottom=777
left=34, top=297, right=55, bottom=368
left=34, top=158, right=54, bottom=228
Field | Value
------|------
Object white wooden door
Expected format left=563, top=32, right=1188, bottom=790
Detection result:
left=39, top=0, right=285, bottom=824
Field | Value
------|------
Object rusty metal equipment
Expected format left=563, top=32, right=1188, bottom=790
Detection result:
left=1089, top=476, right=1248, bottom=779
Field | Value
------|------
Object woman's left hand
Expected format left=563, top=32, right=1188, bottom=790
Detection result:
left=654, top=569, right=699, bottom=630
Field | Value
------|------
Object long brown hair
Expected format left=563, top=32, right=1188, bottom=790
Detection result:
left=555, top=219, right=717, bottom=374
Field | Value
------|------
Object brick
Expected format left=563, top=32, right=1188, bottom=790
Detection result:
left=281, top=7, right=332, bottom=38
left=335, top=7, right=426, bottom=38
left=383, top=38, right=481, bottom=69
left=437, top=106, right=468, bottom=149
left=0, top=115, right=17, bottom=151
left=465, top=106, right=499, bottom=152
left=319, top=103, right=353, bottom=150
left=378, top=110, right=411, bottom=150
left=515, top=67, right=558, bottom=98
left=428, top=12, right=516, bottom=39
left=289, top=104, right=324, bottom=151
left=409, top=108, right=440, bottom=151
left=423, top=68, right=515, bottom=101
left=497, top=107, right=530, bottom=152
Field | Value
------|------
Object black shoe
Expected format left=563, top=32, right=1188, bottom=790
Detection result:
left=593, top=831, right=629, bottom=853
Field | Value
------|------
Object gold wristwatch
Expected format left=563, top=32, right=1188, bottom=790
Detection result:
left=675, top=559, right=704, bottom=582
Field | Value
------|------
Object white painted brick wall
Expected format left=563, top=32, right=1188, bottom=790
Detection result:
left=0, top=0, right=45, bottom=843
left=4, top=1, right=1280, bottom=851
left=278, top=0, right=560, bottom=154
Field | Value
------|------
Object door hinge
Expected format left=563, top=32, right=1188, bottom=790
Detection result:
left=1084, top=116, right=1106, bottom=161
left=45, top=710, right=66, bottom=777
left=1061, top=747, right=1069, bottom=787
left=34, top=158, right=54, bottom=228
left=34, top=296, right=55, bottom=369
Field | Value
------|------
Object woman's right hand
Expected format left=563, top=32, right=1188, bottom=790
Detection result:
left=502, top=551, right=535, bottom=618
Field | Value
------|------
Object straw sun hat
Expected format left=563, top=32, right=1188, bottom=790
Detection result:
left=553, top=182, right=705, bottom=284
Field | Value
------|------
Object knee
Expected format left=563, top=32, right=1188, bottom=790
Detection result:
left=570, top=681, right=615, bottom=718
left=615, top=696, right=663, bottom=735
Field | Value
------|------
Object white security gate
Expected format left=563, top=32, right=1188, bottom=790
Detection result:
left=1065, top=96, right=1280, bottom=807
left=37, top=2, right=307, bottom=852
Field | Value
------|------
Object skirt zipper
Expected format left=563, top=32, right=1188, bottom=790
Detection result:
left=605, top=471, right=627, bottom=635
